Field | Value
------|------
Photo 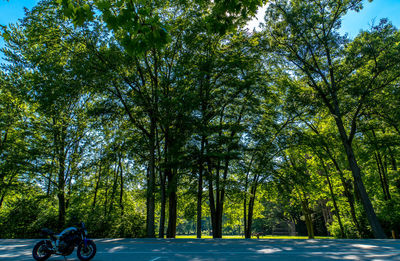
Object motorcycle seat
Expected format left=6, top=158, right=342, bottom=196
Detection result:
left=41, top=228, right=55, bottom=236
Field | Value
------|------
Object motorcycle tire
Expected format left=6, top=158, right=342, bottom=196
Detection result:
left=77, top=240, right=97, bottom=261
left=32, top=240, right=51, bottom=261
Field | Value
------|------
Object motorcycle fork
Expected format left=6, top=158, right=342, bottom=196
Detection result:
left=81, top=234, right=88, bottom=249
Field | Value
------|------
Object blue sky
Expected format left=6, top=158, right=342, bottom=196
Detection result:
left=1, top=0, right=400, bottom=61
left=0, top=0, right=38, bottom=27
left=341, top=0, right=400, bottom=37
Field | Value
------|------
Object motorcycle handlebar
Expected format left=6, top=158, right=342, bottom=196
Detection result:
left=73, top=221, right=85, bottom=229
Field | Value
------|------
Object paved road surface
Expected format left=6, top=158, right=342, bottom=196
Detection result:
left=1, top=238, right=400, bottom=260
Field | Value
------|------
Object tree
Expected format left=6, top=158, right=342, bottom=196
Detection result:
left=263, top=0, right=400, bottom=238
left=0, top=73, right=31, bottom=210
left=2, top=0, right=400, bottom=240
left=2, top=1, right=91, bottom=227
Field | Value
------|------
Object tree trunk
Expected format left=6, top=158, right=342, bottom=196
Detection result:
left=0, top=192, right=4, bottom=209
left=326, top=150, right=363, bottom=236
left=345, top=181, right=364, bottom=237
left=322, top=163, right=345, bottom=238
left=0, top=178, right=6, bottom=209
left=57, top=190, right=66, bottom=228
left=381, top=155, right=391, bottom=200
left=156, top=126, right=166, bottom=238
left=92, top=164, right=102, bottom=211
left=300, top=197, right=314, bottom=239
left=214, top=158, right=222, bottom=239
left=104, top=172, right=109, bottom=218
left=243, top=175, right=249, bottom=238
left=375, top=153, right=389, bottom=200
left=54, top=119, right=67, bottom=229
left=243, top=154, right=255, bottom=239
left=166, top=168, right=178, bottom=238
left=327, top=175, right=344, bottom=237
left=159, top=168, right=166, bottom=238
left=119, top=155, right=124, bottom=216
left=245, top=200, right=254, bottom=239
left=246, top=184, right=257, bottom=239
left=146, top=116, right=156, bottom=238
left=206, top=155, right=217, bottom=238
left=245, top=172, right=259, bottom=239
left=334, top=115, right=386, bottom=238
left=163, top=128, right=177, bottom=239
left=372, top=130, right=391, bottom=200
left=214, top=158, right=229, bottom=239
left=65, top=171, right=73, bottom=210
left=57, top=153, right=66, bottom=229
left=197, top=136, right=205, bottom=238
left=47, top=155, right=55, bottom=197
left=349, top=150, right=386, bottom=238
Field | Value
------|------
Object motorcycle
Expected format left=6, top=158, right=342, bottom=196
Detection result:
left=32, top=222, right=96, bottom=261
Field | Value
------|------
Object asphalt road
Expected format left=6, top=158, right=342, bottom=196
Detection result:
left=1, top=238, right=400, bottom=261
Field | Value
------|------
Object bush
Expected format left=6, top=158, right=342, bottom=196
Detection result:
left=0, top=195, right=57, bottom=238
left=111, top=212, right=146, bottom=238
left=376, top=199, right=400, bottom=238
left=328, top=219, right=360, bottom=239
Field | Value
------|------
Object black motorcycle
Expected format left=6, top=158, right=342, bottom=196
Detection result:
left=32, top=222, right=96, bottom=261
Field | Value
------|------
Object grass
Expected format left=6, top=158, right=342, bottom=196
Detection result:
left=175, top=235, right=334, bottom=239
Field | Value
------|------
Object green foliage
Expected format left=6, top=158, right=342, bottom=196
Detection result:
left=1, top=0, right=400, bottom=240
left=376, top=199, right=400, bottom=232
left=329, top=218, right=360, bottom=239
left=112, top=212, right=146, bottom=238
left=0, top=193, right=58, bottom=238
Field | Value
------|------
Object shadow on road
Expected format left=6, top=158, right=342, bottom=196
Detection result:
left=1, top=238, right=400, bottom=260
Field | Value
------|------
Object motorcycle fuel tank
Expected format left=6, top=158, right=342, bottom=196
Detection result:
left=59, top=227, right=78, bottom=237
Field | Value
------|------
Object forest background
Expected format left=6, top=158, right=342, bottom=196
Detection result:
left=1, top=0, right=400, bottom=240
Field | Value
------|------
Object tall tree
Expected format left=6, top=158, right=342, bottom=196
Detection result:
left=2, top=1, right=90, bottom=227
left=263, top=0, right=400, bottom=238
left=0, top=73, right=31, bottom=210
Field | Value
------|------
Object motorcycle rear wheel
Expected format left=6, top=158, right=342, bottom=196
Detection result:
left=77, top=240, right=96, bottom=261
left=32, top=240, right=51, bottom=261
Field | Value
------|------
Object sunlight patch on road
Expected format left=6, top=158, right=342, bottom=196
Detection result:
left=0, top=249, right=30, bottom=258
left=342, top=255, right=361, bottom=260
left=107, top=246, right=126, bottom=253
left=0, top=244, right=29, bottom=251
left=303, top=244, right=330, bottom=249
left=102, top=238, right=125, bottom=243
left=256, top=248, right=283, bottom=254
left=326, top=254, right=361, bottom=260
left=365, top=254, right=399, bottom=259
left=0, top=254, right=21, bottom=258
left=351, top=244, right=378, bottom=249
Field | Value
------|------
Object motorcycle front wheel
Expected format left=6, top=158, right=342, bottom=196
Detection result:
left=77, top=240, right=96, bottom=261
left=32, top=240, right=51, bottom=261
